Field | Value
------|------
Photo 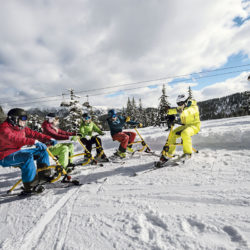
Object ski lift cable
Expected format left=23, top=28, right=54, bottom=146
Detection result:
left=1, top=63, right=249, bottom=105
left=1, top=62, right=250, bottom=105
left=6, top=68, right=250, bottom=107
left=74, top=63, right=250, bottom=95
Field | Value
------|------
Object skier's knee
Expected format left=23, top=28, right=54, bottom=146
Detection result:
left=122, top=134, right=129, bottom=142
left=68, top=143, right=74, bottom=150
left=61, top=145, right=69, bottom=154
left=181, top=130, right=190, bottom=139
left=21, top=152, right=34, bottom=162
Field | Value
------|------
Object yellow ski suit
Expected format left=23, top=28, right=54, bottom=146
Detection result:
left=167, top=100, right=200, bottom=155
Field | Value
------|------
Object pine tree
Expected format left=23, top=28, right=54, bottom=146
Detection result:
left=61, top=89, right=83, bottom=132
left=126, top=97, right=133, bottom=117
left=137, top=98, right=144, bottom=126
left=131, top=97, right=137, bottom=120
left=156, top=84, right=170, bottom=126
left=27, top=114, right=43, bottom=132
left=188, top=86, right=193, bottom=99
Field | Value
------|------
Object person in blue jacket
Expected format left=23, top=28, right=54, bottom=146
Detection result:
left=107, top=109, right=142, bottom=158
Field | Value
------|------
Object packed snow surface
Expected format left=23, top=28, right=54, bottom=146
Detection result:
left=1, top=116, right=250, bottom=250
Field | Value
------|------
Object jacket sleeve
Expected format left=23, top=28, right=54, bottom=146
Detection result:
left=127, top=120, right=139, bottom=126
left=0, top=126, right=35, bottom=147
left=42, top=122, right=69, bottom=140
left=25, top=127, right=52, bottom=143
left=79, top=122, right=87, bottom=137
left=57, top=128, right=75, bottom=136
left=93, top=123, right=102, bottom=134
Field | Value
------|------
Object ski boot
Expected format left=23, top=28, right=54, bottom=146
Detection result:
left=22, top=175, right=45, bottom=195
left=115, top=150, right=126, bottom=159
left=95, top=154, right=109, bottom=162
left=126, top=146, right=134, bottom=154
left=155, top=152, right=173, bottom=168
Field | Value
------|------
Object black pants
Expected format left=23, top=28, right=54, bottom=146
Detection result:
left=80, top=136, right=102, bottom=154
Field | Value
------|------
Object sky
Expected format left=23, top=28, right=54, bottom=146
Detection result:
left=0, top=0, right=250, bottom=112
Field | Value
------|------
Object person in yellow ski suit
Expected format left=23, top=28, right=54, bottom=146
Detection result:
left=161, top=94, right=200, bottom=161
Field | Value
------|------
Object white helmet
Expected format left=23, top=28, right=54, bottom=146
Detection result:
left=176, top=94, right=188, bottom=106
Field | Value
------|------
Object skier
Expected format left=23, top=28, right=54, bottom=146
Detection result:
left=107, top=109, right=142, bottom=158
left=0, top=108, right=57, bottom=193
left=78, top=113, right=108, bottom=162
left=42, top=113, right=77, bottom=172
left=160, top=94, right=200, bottom=162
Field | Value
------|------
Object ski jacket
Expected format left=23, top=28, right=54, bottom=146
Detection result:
left=168, top=100, right=201, bottom=128
left=107, top=115, right=139, bottom=136
left=0, top=120, right=52, bottom=160
left=79, top=121, right=102, bottom=138
left=42, top=120, right=75, bottom=140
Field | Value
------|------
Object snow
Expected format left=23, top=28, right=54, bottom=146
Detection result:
left=1, top=116, right=250, bottom=250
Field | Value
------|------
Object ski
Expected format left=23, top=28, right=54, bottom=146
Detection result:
left=131, top=150, right=161, bottom=158
left=0, top=185, right=47, bottom=199
left=132, top=155, right=190, bottom=176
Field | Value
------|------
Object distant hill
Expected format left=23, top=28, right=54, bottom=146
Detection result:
left=198, top=91, right=250, bottom=120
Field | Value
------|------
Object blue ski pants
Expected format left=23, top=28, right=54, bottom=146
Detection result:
left=0, top=148, right=50, bottom=183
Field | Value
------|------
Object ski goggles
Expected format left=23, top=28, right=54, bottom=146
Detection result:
left=19, top=115, right=28, bottom=121
left=83, top=116, right=91, bottom=120
left=177, top=101, right=185, bottom=106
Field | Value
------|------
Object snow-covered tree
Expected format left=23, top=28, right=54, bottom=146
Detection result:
left=155, top=84, right=171, bottom=126
left=27, top=114, right=43, bottom=132
left=126, top=97, right=133, bottom=118
left=188, top=86, right=193, bottom=99
left=60, top=89, right=82, bottom=132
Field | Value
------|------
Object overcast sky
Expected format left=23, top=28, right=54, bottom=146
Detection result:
left=0, top=0, right=250, bottom=111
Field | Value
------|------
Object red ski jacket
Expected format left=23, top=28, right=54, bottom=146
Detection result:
left=0, top=120, right=52, bottom=160
left=42, top=121, right=75, bottom=140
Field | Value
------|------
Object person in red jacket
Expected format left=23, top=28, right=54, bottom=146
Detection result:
left=0, top=108, right=57, bottom=193
left=42, top=113, right=76, bottom=172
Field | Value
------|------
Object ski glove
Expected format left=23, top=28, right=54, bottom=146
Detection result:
left=125, top=116, right=130, bottom=122
left=50, top=139, right=57, bottom=146
left=35, top=142, right=47, bottom=151
left=166, top=115, right=176, bottom=126
left=70, top=136, right=77, bottom=141
left=138, top=123, right=143, bottom=128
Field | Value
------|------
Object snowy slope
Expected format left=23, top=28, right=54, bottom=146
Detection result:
left=0, top=116, right=250, bottom=250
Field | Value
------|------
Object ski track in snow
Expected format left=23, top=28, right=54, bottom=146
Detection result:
left=1, top=116, right=250, bottom=250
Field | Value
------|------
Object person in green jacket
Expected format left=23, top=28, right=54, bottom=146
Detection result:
left=78, top=113, right=108, bottom=161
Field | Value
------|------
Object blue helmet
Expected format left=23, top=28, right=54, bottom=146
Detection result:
left=108, top=109, right=117, bottom=118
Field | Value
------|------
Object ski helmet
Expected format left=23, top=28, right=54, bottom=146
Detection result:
left=7, top=108, right=28, bottom=126
left=82, top=113, right=91, bottom=121
left=176, top=94, right=189, bottom=106
left=108, top=109, right=117, bottom=118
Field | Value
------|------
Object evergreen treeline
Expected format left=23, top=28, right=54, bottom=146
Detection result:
left=198, top=91, right=250, bottom=120
left=0, top=89, right=249, bottom=131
